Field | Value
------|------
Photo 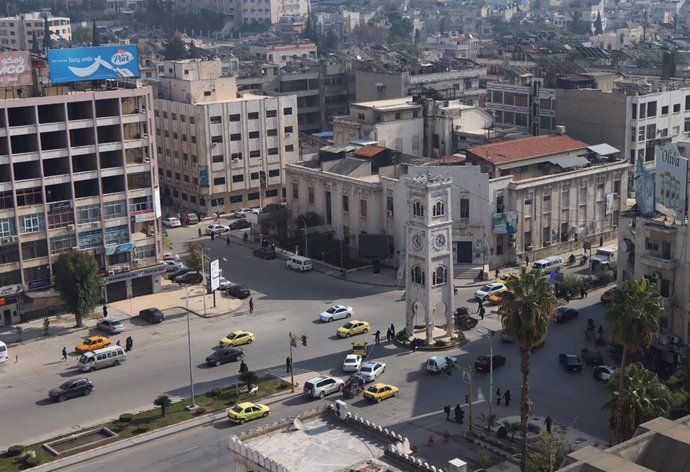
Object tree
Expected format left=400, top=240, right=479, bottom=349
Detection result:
left=322, top=30, right=338, bottom=51
left=503, top=420, right=520, bottom=440
left=594, top=11, right=603, bottom=35
left=388, top=11, right=413, bottom=42
left=605, top=278, right=661, bottom=443
left=52, top=252, right=102, bottom=328
left=153, top=394, right=172, bottom=417
left=239, top=370, right=258, bottom=391
left=479, top=412, right=497, bottom=431
left=31, top=30, right=40, bottom=55
left=526, top=431, right=566, bottom=472
left=91, top=18, right=100, bottom=47
left=604, top=363, right=672, bottom=440
left=184, top=241, right=209, bottom=272
left=499, top=267, right=557, bottom=472
left=162, top=36, right=189, bottom=60
left=42, top=16, right=52, bottom=52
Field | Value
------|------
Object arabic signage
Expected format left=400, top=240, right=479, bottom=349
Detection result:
left=655, top=143, right=688, bottom=219
left=105, top=263, right=167, bottom=282
left=0, top=51, right=32, bottom=86
left=50, top=201, right=73, bottom=212
left=47, top=45, right=140, bottom=84
left=105, top=242, right=135, bottom=256
left=28, top=279, right=51, bottom=290
left=131, top=211, right=155, bottom=223
left=0, top=284, right=22, bottom=296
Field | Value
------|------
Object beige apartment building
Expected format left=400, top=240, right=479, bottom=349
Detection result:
left=0, top=12, right=71, bottom=49
left=173, top=0, right=308, bottom=24
left=153, top=59, right=299, bottom=215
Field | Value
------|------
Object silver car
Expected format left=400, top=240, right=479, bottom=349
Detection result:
left=303, top=376, right=344, bottom=399
left=96, top=319, right=125, bottom=334
left=359, top=361, right=386, bottom=382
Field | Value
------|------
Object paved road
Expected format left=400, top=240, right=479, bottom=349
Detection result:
left=1, top=223, right=611, bottom=467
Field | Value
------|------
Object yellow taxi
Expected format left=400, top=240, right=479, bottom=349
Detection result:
left=487, top=289, right=511, bottom=305
left=75, top=335, right=111, bottom=353
left=336, top=320, right=370, bottom=338
left=363, top=383, right=399, bottom=403
left=220, top=330, right=256, bottom=347
left=227, top=401, right=270, bottom=424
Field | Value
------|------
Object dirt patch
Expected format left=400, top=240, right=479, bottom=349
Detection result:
left=43, top=428, right=117, bottom=455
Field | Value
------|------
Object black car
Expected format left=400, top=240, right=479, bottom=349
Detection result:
left=139, top=307, right=165, bottom=323
left=168, top=267, right=192, bottom=281
left=555, top=307, right=579, bottom=323
left=227, top=284, right=251, bottom=299
left=229, top=219, right=251, bottom=230
left=176, top=272, right=203, bottom=285
left=253, top=247, right=276, bottom=259
left=49, top=378, right=93, bottom=402
left=559, top=353, right=583, bottom=372
left=205, top=347, right=244, bottom=366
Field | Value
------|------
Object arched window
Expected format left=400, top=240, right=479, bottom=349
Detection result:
left=433, top=201, right=445, bottom=217
left=412, top=201, right=424, bottom=217
left=432, top=265, right=448, bottom=285
left=410, top=265, right=425, bottom=285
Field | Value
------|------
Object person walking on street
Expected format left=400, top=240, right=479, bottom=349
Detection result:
left=386, top=328, right=392, bottom=342
left=504, top=390, right=511, bottom=407
left=584, top=287, right=588, bottom=298
left=478, top=305, right=486, bottom=320
left=286, top=356, right=292, bottom=374
left=198, top=228, right=201, bottom=238
left=390, top=323, right=395, bottom=336
left=600, top=236, right=604, bottom=247
left=545, top=416, right=553, bottom=434
left=454, top=404, right=464, bottom=424
left=580, top=287, right=586, bottom=299
left=62, top=347, right=67, bottom=361
left=226, top=237, right=230, bottom=247
left=476, top=298, right=484, bottom=315
left=374, top=330, right=381, bottom=345
left=496, top=388, right=501, bottom=406
left=444, top=405, right=451, bottom=421
left=125, top=336, right=133, bottom=352
left=239, top=361, right=248, bottom=375
left=102, top=305, right=108, bottom=318
left=525, top=255, right=530, bottom=267
left=249, top=298, right=254, bottom=313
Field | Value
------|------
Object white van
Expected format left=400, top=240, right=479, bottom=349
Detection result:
left=532, top=256, right=564, bottom=271
left=0, top=341, right=7, bottom=363
left=78, top=345, right=126, bottom=372
left=286, top=255, right=312, bottom=272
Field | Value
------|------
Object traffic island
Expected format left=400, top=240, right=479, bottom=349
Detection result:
left=393, top=326, right=466, bottom=351
left=43, top=428, right=117, bottom=456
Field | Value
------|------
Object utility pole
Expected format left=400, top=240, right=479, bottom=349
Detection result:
left=200, top=247, right=208, bottom=317
left=288, top=331, right=295, bottom=393
left=184, top=284, right=197, bottom=409
left=478, top=328, right=495, bottom=414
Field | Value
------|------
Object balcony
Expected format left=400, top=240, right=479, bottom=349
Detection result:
left=9, top=124, right=37, bottom=135
left=39, top=122, right=67, bottom=133
left=68, top=118, right=94, bottom=129
left=640, top=253, right=676, bottom=271
left=71, top=144, right=97, bottom=156
left=96, top=116, right=121, bottom=127
left=41, top=148, right=69, bottom=160
left=99, top=142, right=123, bottom=153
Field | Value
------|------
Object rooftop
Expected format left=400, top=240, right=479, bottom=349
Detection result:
left=354, top=145, right=388, bottom=159
left=351, top=97, right=421, bottom=112
left=466, top=134, right=589, bottom=165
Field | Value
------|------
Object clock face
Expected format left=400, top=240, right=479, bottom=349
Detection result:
left=433, top=233, right=446, bottom=250
left=411, top=233, right=423, bottom=251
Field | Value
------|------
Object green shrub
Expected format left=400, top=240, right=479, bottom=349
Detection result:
left=24, top=455, right=39, bottom=467
left=593, top=268, right=615, bottom=287
left=194, top=408, right=207, bottom=416
left=208, top=387, right=223, bottom=397
left=454, top=331, right=466, bottom=343
left=119, top=413, right=134, bottom=423
left=434, top=339, right=447, bottom=347
left=6, top=445, right=24, bottom=456
left=395, top=329, right=408, bottom=341
left=133, top=426, right=149, bottom=434
left=560, top=274, right=585, bottom=296
left=276, top=383, right=289, bottom=390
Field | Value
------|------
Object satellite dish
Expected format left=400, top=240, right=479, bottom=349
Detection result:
left=292, top=418, right=304, bottom=431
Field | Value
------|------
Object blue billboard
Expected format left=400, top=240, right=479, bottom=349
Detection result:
left=48, top=45, right=140, bottom=84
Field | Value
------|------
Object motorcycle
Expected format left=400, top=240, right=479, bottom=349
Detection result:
left=454, top=307, right=478, bottom=331
left=580, top=254, right=589, bottom=266
left=568, top=254, right=576, bottom=264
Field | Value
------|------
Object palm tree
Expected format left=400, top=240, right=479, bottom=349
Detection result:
left=604, top=278, right=661, bottom=443
left=153, top=394, right=172, bottom=417
left=604, top=363, right=671, bottom=440
left=499, top=267, right=557, bottom=472
left=479, top=412, right=498, bottom=431
left=503, top=421, right=520, bottom=440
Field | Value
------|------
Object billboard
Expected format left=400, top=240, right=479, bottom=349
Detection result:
left=47, top=45, right=140, bottom=84
left=209, top=259, right=220, bottom=291
left=635, top=153, right=656, bottom=215
left=0, top=51, right=32, bottom=86
left=655, top=143, right=688, bottom=219
left=492, top=211, right=518, bottom=234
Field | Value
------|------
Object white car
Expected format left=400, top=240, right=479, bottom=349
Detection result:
left=218, top=276, right=232, bottom=290
left=474, top=283, right=507, bottom=301
left=164, top=260, right=185, bottom=272
left=162, top=217, right=181, bottom=228
left=163, top=252, right=181, bottom=262
left=319, top=305, right=353, bottom=322
left=342, top=354, right=362, bottom=372
left=206, top=224, right=229, bottom=235
left=359, top=361, right=386, bottom=382
left=234, top=208, right=259, bottom=218
left=96, top=318, right=125, bottom=334
left=593, top=365, right=616, bottom=382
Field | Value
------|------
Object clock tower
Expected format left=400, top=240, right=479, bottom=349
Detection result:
left=404, top=173, right=454, bottom=343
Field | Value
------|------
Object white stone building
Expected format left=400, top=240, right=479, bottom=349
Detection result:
left=0, top=12, right=71, bottom=50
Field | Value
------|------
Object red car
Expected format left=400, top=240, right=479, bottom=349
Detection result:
left=474, top=354, right=506, bottom=372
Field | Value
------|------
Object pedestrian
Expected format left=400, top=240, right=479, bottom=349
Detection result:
left=386, top=328, right=392, bottom=342
left=62, top=346, right=67, bottom=361
left=210, top=232, right=215, bottom=241
left=286, top=356, right=292, bottom=374
left=444, top=405, right=451, bottom=421
left=496, top=388, right=501, bottom=406
left=478, top=306, right=486, bottom=320
left=198, top=227, right=201, bottom=238
left=525, top=255, right=530, bottom=267
left=374, top=330, right=381, bottom=345
left=116, top=340, right=121, bottom=346
left=545, top=416, right=553, bottom=434
left=411, top=338, right=418, bottom=352
left=390, top=323, right=395, bottom=336
left=580, top=287, right=585, bottom=299
left=454, top=404, right=464, bottom=424
left=271, top=243, right=276, bottom=251
left=598, top=324, right=604, bottom=339
left=600, top=236, right=604, bottom=247
left=239, top=361, right=248, bottom=374
left=125, top=336, right=133, bottom=352
left=495, top=269, right=500, bottom=279
left=504, top=390, right=511, bottom=407
left=476, top=298, right=483, bottom=314
left=584, top=287, right=588, bottom=298
left=226, top=237, right=230, bottom=247
left=565, top=291, right=570, bottom=304
left=249, top=297, right=254, bottom=313
left=102, top=305, right=108, bottom=318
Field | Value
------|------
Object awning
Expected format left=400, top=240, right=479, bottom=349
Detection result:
left=587, top=143, right=620, bottom=156
left=549, top=155, right=590, bottom=169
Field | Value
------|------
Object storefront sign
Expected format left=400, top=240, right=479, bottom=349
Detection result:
left=0, top=51, right=32, bottom=86
left=105, top=242, right=135, bottom=255
left=0, top=284, right=22, bottom=296
left=28, top=279, right=51, bottom=290
left=50, top=201, right=73, bottom=212
left=132, top=211, right=155, bottom=223
left=105, top=263, right=167, bottom=282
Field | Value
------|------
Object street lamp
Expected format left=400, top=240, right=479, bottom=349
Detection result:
left=296, top=215, right=308, bottom=257
left=477, top=327, right=495, bottom=414
left=183, top=284, right=197, bottom=410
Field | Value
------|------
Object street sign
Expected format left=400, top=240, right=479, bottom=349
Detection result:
left=462, top=371, right=470, bottom=384
left=209, top=259, right=220, bottom=291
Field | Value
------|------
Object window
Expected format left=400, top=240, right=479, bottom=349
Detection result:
left=211, top=198, right=224, bottom=206
left=130, top=196, right=152, bottom=213
left=50, top=234, right=76, bottom=255
left=342, top=195, right=349, bottom=212
left=210, top=116, right=222, bottom=124
left=0, top=191, right=12, bottom=209
left=412, top=201, right=424, bottom=217
left=266, top=189, right=278, bottom=197
left=22, top=239, right=48, bottom=259
left=16, top=187, right=42, bottom=206
left=184, top=175, right=190, bottom=183
left=211, top=135, right=223, bottom=144
left=249, top=131, right=260, bottom=139
left=248, top=112, right=259, bottom=120
left=684, top=117, right=690, bottom=133
left=358, top=113, right=365, bottom=120
left=646, top=124, right=656, bottom=140
left=268, top=147, right=278, bottom=155
left=190, top=116, right=195, bottom=124
left=175, top=173, right=180, bottom=181
left=266, top=110, right=277, bottom=118
left=267, top=128, right=277, bottom=137
left=308, top=187, right=315, bottom=204
left=647, top=101, right=657, bottom=117
left=284, top=126, right=293, bottom=134
left=135, top=244, right=156, bottom=259
left=182, top=134, right=187, bottom=142
left=250, top=172, right=259, bottom=180
left=191, top=136, right=196, bottom=144
left=674, top=103, right=681, bottom=113
left=229, top=114, right=240, bottom=122
left=181, top=114, right=186, bottom=122
left=230, top=133, right=241, bottom=141
left=639, top=126, right=646, bottom=141
left=360, top=199, right=367, bottom=218
left=204, top=91, right=211, bottom=96
left=20, top=213, right=45, bottom=233
left=163, top=111, right=168, bottom=119
left=432, top=201, right=445, bottom=217
left=662, top=105, right=669, bottom=115
left=250, top=150, right=261, bottom=158
left=292, top=182, right=299, bottom=199
left=410, top=265, right=425, bottom=285
left=231, top=152, right=243, bottom=160
left=214, top=177, right=226, bottom=185
left=395, top=112, right=401, bottom=120
left=645, top=238, right=659, bottom=251
left=212, top=155, right=224, bottom=163
left=639, top=103, right=646, bottom=119
left=285, top=145, right=294, bottom=152
left=248, top=192, right=260, bottom=201
left=432, top=265, right=448, bottom=285
left=77, top=204, right=101, bottom=223
left=460, top=199, right=469, bottom=219
left=283, top=107, right=293, bottom=115
left=104, top=225, right=129, bottom=246
left=268, top=169, right=279, bottom=177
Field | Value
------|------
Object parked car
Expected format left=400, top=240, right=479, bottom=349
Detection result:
left=167, top=267, right=192, bottom=281
left=474, top=283, right=507, bottom=301
left=217, top=276, right=232, bottom=290
left=253, top=247, right=276, bottom=259
left=49, top=378, right=94, bottom=402
left=234, top=208, right=258, bottom=218
left=319, top=305, right=353, bottom=322
left=206, top=224, right=229, bottom=235
left=163, top=252, right=181, bottom=262
left=219, top=330, right=255, bottom=347
left=176, top=272, right=203, bottom=285
left=162, top=217, right=182, bottom=228
left=558, top=353, right=583, bottom=372
left=555, top=307, right=579, bottom=323
left=359, top=361, right=386, bottom=382
left=205, top=347, right=244, bottom=367
left=303, top=376, right=344, bottom=399
left=593, top=365, right=616, bottom=382
left=75, top=336, right=111, bottom=353
left=336, top=320, right=370, bottom=338
left=139, top=307, right=165, bottom=323
left=96, top=319, right=125, bottom=334
left=342, top=354, right=362, bottom=372
left=229, top=219, right=251, bottom=231
left=227, top=284, right=251, bottom=299
left=474, top=354, right=506, bottom=372
left=601, top=288, right=618, bottom=304
left=227, top=402, right=269, bottom=424
left=363, top=383, right=398, bottom=403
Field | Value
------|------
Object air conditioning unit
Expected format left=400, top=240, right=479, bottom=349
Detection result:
left=526, top=245, right=534, bottom=251
left=108, top=269, right=116, bottom=276
left=122, top=265, right=131, bottom=272
left=67, top=224, right=75, bottom=230
left=652, top=272, right=661, bottom=280
left=134, top=259, right=141, bottom=265
left=11, top=236, right=18, bottom=242
left=1, top=237, right=9, bottom=244
left=670, top=335, right=680, bottom=344
left=387, top=210, right=393, bottom=217
left=113, top=266, right=122, bottom=274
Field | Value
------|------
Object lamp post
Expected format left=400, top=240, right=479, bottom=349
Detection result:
left=184, top=284, right=197, bottom=410
left=477, top=327, right=495, bottom=414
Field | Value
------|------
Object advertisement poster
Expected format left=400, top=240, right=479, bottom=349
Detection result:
left=48, top=45, right=140, bottom=84
left=209, top=259, right=220, bottom=291
left=655, top=143, right=688, bottom=219
left=492, top=211, right=518, bottom=234
left=0, top=51, right=32, bottom=86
